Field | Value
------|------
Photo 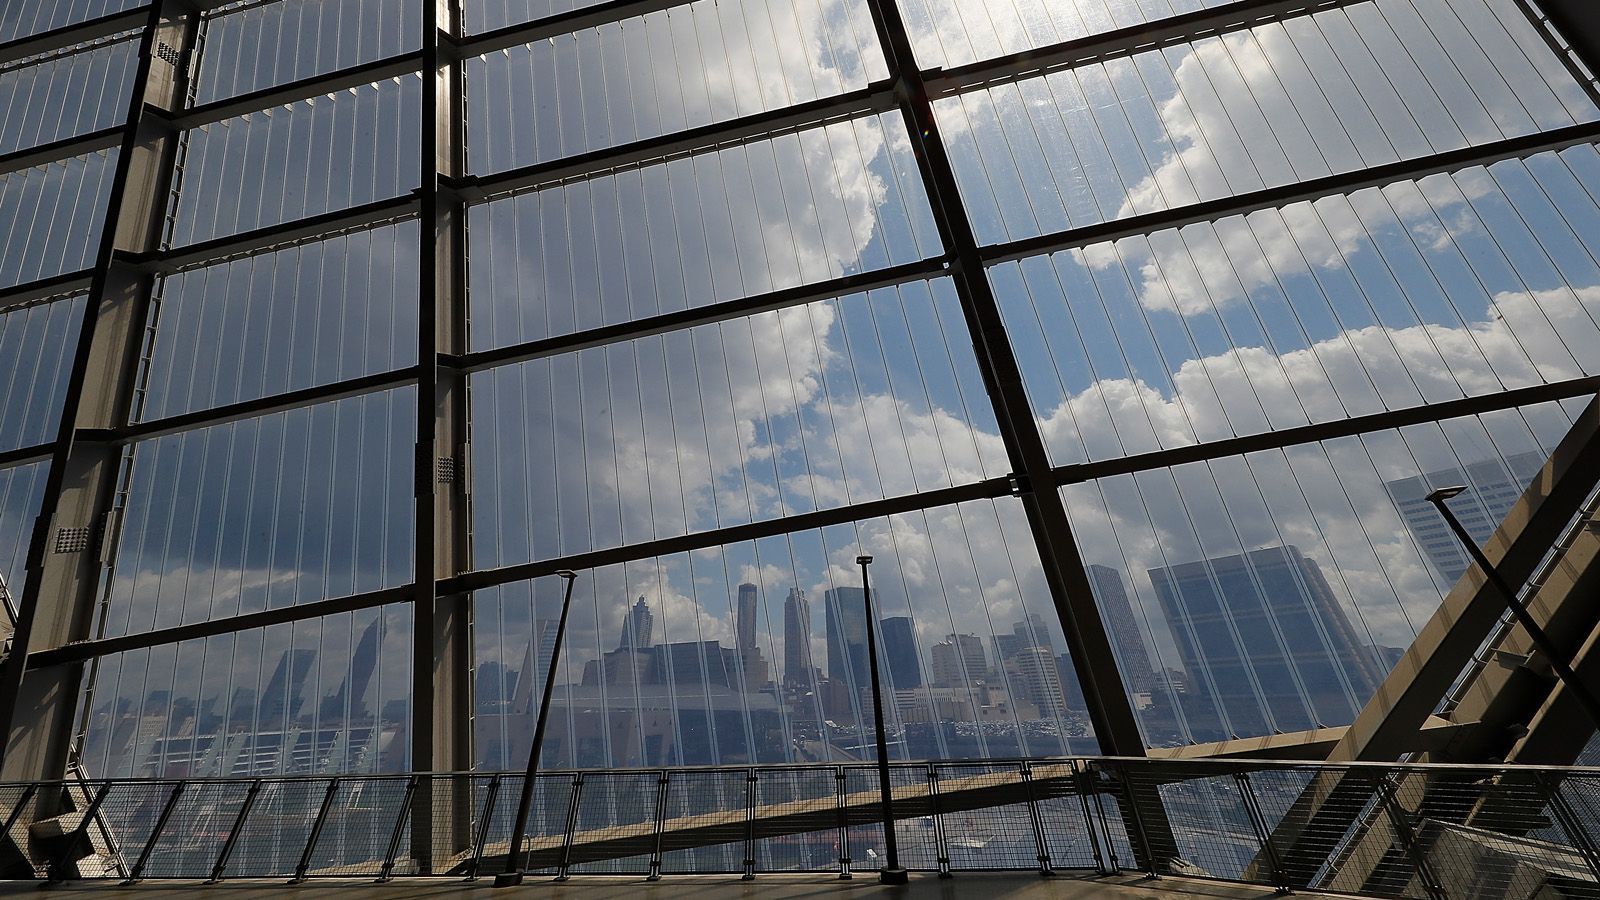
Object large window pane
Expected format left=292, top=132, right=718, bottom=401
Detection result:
left=193, top=0, right=420, bottom=105
left=79, top=603, right=414, bottom=777
left=997, top=148, right=1600, bottom=465
left=0, top=462, right=48, bottom=605
left=473, top=496, right=1098, bottom=771
left=469, top=112, right=937, bottom=350
left=464, top=0, right=885, bottom=175
left=0, top=294, right=83, bottom=452
left=1061, top=400, right=1578, bottom=746
left=167, top=75, right=420, bottom=245
left=472, top=278, right=1005, bottom=567
left=100, top=389, right=416, bottom=639
left=940, top=0, right=1596, bottom=246
left=0, top=149, right=116, bottom=287
left=900, top=0, right=1232, bottom=70
left=0, top=35, right=138, bottom=154
left=0, top=0, right=145, bottom=45
left=138, top=221, right=420, bottom=421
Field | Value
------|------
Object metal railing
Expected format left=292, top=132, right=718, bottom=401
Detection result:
left=4, top=756, right=1600, bottom=897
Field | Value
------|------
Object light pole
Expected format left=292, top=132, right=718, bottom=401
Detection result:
left=496, top=569, right=579, bottom=887
left=857, top=554, right=908, bottom=885
left=1427, top=486, right=1600, bottom=730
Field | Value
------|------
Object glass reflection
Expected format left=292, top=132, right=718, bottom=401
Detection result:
left=1060, top=402, right=1574, bottom=745
left=938, top=0, right=1595, bottom=246
left=465, top=0, right=886, bottom=175
left=167, top=75, right=420, bottom=246
left=996, top=150, right=1600, bottom=465
left=0, top=35, right=137, bottom=154
left=471, top=279, right=1005, bottom=567
left=472, top=497, right=1100, bottom=771
left=100, top=389, right=415, bottom=639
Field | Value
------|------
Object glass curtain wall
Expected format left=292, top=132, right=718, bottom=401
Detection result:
left=0, top=0, right=1596, bottom=781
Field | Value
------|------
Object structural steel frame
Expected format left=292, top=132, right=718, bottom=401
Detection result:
left=0, top=0, right=1593, bottom=821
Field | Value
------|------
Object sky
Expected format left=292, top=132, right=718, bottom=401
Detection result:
left=1, top=0, right=1598, bottom=774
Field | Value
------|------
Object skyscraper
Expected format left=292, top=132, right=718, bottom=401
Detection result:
left=618, top=596, right=655, bottom=652
left=1012, top=647, right=1067, bottom=718
left=736, top=583, right=759, bottom=654
left=1086, top=565, right=1154, bottom=692
left=825, top=586, right=869, bottom=691
left=930, top=634, right=988, bottom=688
left=1149, top=546, right=1383, bottom=738
left=1386, top=452, right=1544, bottom=584
left=782, top=588, right=814, bottom=689
left=879, top=616, right=921, bottom=690
left=733, top=582, right=769, bottom=688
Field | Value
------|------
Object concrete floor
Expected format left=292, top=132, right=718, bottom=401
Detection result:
left=0, top=873, right=1322, bottom=900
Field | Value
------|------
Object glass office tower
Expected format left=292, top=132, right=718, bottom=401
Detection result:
left=0, top=0, right=1597, bottom=783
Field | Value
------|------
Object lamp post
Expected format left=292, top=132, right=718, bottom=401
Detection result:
left=857, top=554, right=908, bottom=885
left=1427, top=486, right=1600, bottom=730
left=496, top=569, right=579, bottom=887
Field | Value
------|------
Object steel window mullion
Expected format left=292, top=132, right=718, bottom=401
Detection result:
left=0, top=271, right=94, bottom=314
left=982, top=120, right=1600, bottom=266
left=858, top=0, right=1148, bottom=758
left=110, top=365, right=423, bottom=445
left=450, top=257, right=946, bottom=374
left=138, top=195, right=420, bottom=274
left=26, top=584, right=418, bottom=669
left=0, top=8, right=149, bottom=67
left=923, top=0, right=1369, bottom=96
left=460, top=0, right=718, bottom=59
left=1055, top=376, right=1600, bottom=487
left=0, top=126, right=124, bottom=179
left=166, top=50, right=427, bottom=131
left=0, top=443, right=54, bottom=473
left=462, top=84, right=898, bottom=201
left=437, top=476, right=1012, bottom=595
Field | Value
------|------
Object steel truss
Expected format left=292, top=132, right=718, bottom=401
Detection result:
left=0, top=0, right=1592, bottom=825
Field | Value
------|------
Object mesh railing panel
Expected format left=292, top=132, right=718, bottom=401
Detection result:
left=842, top=765, right=938, bottom=873
left=301, top=777, right=411, bottom=878
left=5, top=758, right=1600, bottom=891
left=1028, top=762, right=1103, bottom=872
left=563, top=771, right=659, bottom=875
left=133, top=780, right=253, bottom=878
left=220, top=780, right=326, bottom=878
left=658, top=770, right=747, bottom=875
left=1123, top=767, right=1267, bottom=884
left=927, top=763, right=1042, bottom=871
left=750, top=767, right=839, bottom=874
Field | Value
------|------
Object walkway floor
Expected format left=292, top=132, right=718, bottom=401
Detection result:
left=2, top=873, right=1326, bottom=899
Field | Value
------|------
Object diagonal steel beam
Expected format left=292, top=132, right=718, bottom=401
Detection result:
left=0, top=0, right=196, bottom=787
left=1055, top=378, right=1600, bottom=486
left=1257, top=395, right=1600, bottom=889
